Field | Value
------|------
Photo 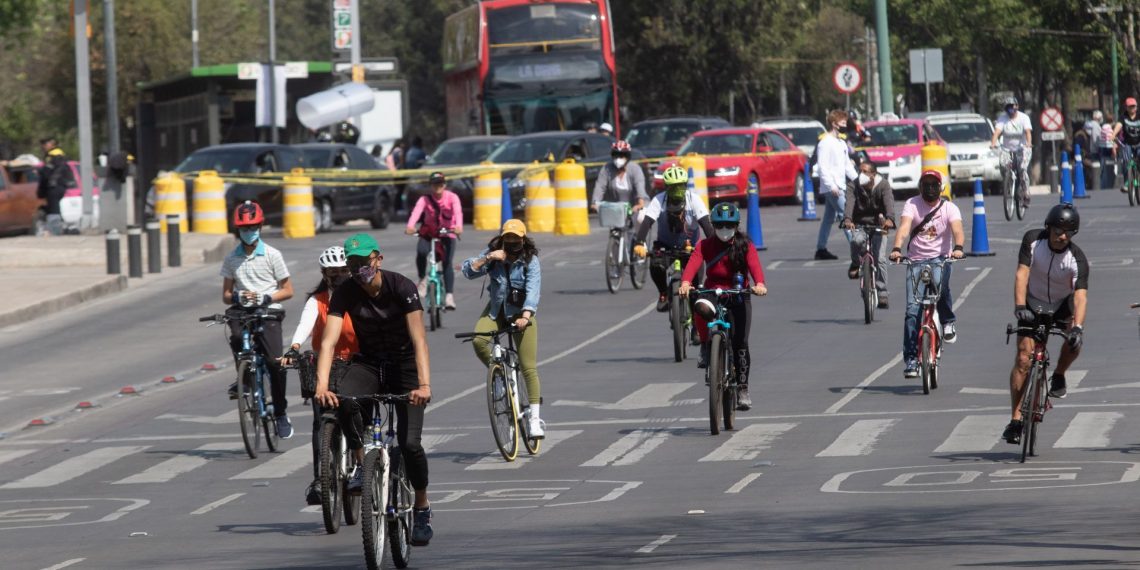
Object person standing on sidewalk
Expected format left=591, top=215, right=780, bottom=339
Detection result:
left=815, top=110, right=857, bottom=260
left=36, top=137, right=72, bottom=236
left=1099, top=113, right=1117, bottom=190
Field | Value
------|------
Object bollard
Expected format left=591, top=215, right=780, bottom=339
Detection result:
left=922, top=143, right=952, bottom=199
left=680, top=154, right=709, bottom=208
left=153, top=173, right=188, bottom=234
left=798, top=160, right=819, bottom=221
left=1049, top=163, right=1059, bottom=194
left=966, top=178, right=995, bottom=257
left=283, top=168, right=316, bottom=238
left=105, top=229, right=121, bottom=275
left=127, top=225, right=143, bottom=278
left=191, top=170, right=229, bottom=234
left=167, top=214, right=182, bottom=268
left=145, top=220, right=161, bottom=274
left=473, top=164, right=502, bottom=231
left=523, top=165, right=555, bottom=233
left=501, top=178, right=514, bottom=224
left=1060, top=151, right=1073, bottom=203
left=1089, top=161, right=1102, bottom=191
left=746, top=185, right=767, bottom=251
left=1073, top=143, right=1090, bottom=199
left=553, top=159, right=589, bottom=235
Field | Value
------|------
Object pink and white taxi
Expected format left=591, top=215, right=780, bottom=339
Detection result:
left=859, top=118, right=945, bottom=193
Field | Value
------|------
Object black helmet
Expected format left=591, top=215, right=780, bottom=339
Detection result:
left=1044, top=203, right=1079, bottom=235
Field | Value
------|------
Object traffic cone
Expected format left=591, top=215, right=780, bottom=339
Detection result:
left=1073, top=143, right=1090, bottom=199
left=966, top=178, right=994, bottom=257
left=798, top=160, right=819, bottom=221
left=747, top=185, right=766, bottom=251
left=500, top=178, right=513, bottom=225
left=1060, top=151, right=1073, bottom=203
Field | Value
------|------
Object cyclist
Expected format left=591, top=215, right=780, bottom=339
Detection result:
left=590, top=140, right=648, bottom=215
left=632, top=164, right=714, bottom=311
left=842, top=160, right=896, bottom=309
left=1112, top=97, right=1140, bottom=193
left=678, top=203, right=767, bottom=410
left=816, top=109, right=858, bottom=261
left=990, top=96, right=1033, bottom=204
left=219, top=200, right=295, bottom=438
left=1002, top=203, right=1088, bottom=444
left=461, top=219, right=545, bottom=438
left=888, top=170, right=965, bottom=378
left=282, top=246, right=357, bottom=506
left=406, top=171, right=462, bottom=310
left=314, top=233, right=435, bottom=547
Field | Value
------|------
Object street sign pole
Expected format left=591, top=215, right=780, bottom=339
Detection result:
left=268, top=0, right=278, bottom=144
left=350, top=0, right=363, bottom=128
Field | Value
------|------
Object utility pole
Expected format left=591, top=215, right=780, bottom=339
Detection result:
left=74, top=0, right=96, bottom=229
left=268, top=0, right=278, bottom=143
left=191, top=0, right=200, bottom=68
left=350, top=0, right=364, bottom=127
left=864, top=26, right=872, bottom=115
left=875, top=0, right=894, bottom=115
left=103, top=0, right=119, bottom=154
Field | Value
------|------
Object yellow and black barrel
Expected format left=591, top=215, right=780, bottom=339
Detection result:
left=473, top=163, right=502, bottom=230
left=154, top=173, right=189, bottom=234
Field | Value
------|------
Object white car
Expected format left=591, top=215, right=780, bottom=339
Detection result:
left=926, top=113, right=1002, bottom=193
left=754, top=118, right=825, bottom=157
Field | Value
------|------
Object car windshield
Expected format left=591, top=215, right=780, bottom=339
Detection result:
left=298, top=149, right=332, bottom=168
left=174, top=150, right=254, bottom=173
left=627, top=122, right=701, bottom=149
left=677, top=134, right=754, bottom=155
left=427, top=140, right=503, bottom=165
left=865, top=124, right=919, bottom=146
left=487, top=137, right=565, bottom=163
left=774, top=126, right=825, bottom=147
left=932, top=122, right=992, bottom=143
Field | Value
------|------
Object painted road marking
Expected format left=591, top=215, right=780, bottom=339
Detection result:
left=422, top=433, right=468, bottom=453
left=1, top=446, right=149, bottom=489
left=816, top=419, right=899, bottom=457
left=699, top=424, right=797, bottom=462
left=636, top=534, right=677, bottom=554
left=933, top=415, right=1005, bottom=453
left=230, top=446, right=312, bottom=480
left=155, top=410, right=235, bottom=424
left=38, top=559, right=86, bottom=570
left=961, top=370, right=1088, bottom=396
left=0, top=449, right=37, bottom=468
left=467, top=430, right=581, bottom=470
left=725, top=472, right=763, bottom=494
left=190, top=493, right=245, bottom=515
left=1054, top=412, right=1123, bottom=448
left=114, top=442, right=242, bottom=484
left=582, top=429, right=673, bottom=467
left=555, top=383, right=697, bottom=410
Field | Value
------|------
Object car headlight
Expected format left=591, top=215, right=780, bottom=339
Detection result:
left=895, top=155, right=917, bottom=166
left=987, top=148, right=999, bottom=159
left=712, top=166, right=740, bottom=177
left=509, top=177, right=526, bottom=190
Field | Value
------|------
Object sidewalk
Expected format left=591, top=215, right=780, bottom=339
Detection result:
left=0, top=233, right=233, bottom=328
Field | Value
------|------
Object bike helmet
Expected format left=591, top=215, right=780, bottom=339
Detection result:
left=611, top=139, right=632, bottom=157
left=1044, top=202, right=1080, bottom=235
left=232, top=200, right=264, bottom=227
left=319, top=246, right=347, bottom=268
left=710, top=202, right=740, bottom=225
left=662, top=164, right=688, bottom=186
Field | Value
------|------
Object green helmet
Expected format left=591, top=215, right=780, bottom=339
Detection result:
left=662, top=164, right=688, bottom=186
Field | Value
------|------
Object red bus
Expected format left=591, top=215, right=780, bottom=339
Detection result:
left=442, top=0, right=619, bottom=138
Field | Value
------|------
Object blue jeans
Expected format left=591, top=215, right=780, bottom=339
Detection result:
left=1099, top=147, right=1116, bottom=190
left=904, top=259, right=955, bottom=362
left=816, top=191, right=850, bottom=251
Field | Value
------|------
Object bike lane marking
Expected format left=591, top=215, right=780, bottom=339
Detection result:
left=1053, top=412, right=1123, bottom=448
left=581, top=428, right=674, bottom=467
left=38, top=558, right=86, bottom=570
left=932, top=415, right=1005, bottom=453
left=724, top=472, right=763, bottom=494
left=190, top=493, right=245, bottom=516
left=1, top=446, right=150, bottom=489
left=466, top=430, right=581, bottom=470
left=229, top=446, right=311, bottom=480
left=816, top=419, right=899, bottom=457
left=636, top=534, right=677, bottom=554
left=699, top=423, right=797, bottom=462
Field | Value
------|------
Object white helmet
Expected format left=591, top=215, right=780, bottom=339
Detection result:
left=318, top=246, right=347, bottom=268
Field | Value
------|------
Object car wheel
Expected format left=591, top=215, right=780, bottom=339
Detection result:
left=793, top=173, right=805, bottom=204
left=320, top=200, right=333, bottom=232
left=371, top=195, right=391, bottom=230
left=311, top=202, right=323, bottom=234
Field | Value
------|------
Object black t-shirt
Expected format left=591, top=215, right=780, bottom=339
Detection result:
left=328, top=270, right=423, bottom=360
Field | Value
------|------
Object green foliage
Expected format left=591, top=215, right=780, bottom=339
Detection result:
left=0, top=0, right=38, bottom=39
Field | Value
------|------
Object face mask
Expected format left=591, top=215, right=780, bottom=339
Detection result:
left=858, top=173, right=871, bottom=187
left=354, top=263, right=377, bottom=286
left=239, top=228, right=259, bottom=245
left=328, top=273, right=349, bottom=289
left=1006, top=107, right=1016, bottom=117
left=836, top=121, right=848, bottom=132
left=613, top=157, right=628, bottom=169
left=504, top=241, right=524, bottom=254
left=921, top=185, right=941, bottom=202
left=715, top=228, right=735, bottom=242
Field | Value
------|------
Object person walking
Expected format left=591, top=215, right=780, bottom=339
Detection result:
left=36, top=137, right=72, bottom=236
left=1099, top=113, right=1116, bottom=190
left=814, top=110, right=857, bottom=260
left=405, top=137, right=427, bottom=170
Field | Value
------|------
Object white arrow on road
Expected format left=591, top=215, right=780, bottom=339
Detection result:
left=155, top=410, right=237, bottom=424
left=553, top=383, right=699, bottom=410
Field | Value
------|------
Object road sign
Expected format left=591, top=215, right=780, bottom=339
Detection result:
left=1040, top=107, right=1064, bottom=132
left=833, top=63, right=862, bottom=95
left=237, top=62, right=260, bottom=80
left=908, top=49, right=944, bottom=84
left=334, top=30, right=352, bottom=50
left=283, top=61, right=309, bottom=79
left=1041, top=130, right=1065, bottom=142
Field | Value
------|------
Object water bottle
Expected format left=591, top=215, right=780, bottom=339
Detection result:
left=735, top=274, right=744, bottom=290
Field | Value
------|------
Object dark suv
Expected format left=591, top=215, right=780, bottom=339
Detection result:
left=295, top=143, right=395, bottom=230
left=625, top=116, right=731, bottom=169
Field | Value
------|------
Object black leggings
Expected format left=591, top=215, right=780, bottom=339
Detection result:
left=650, top=248, right=691, bottom=295
left=696, top=293, right=753, bottom=387
left=416, top=237, right=456, bottom=293
left=336, top=358, right=429, bottom=491
left=228, top=314, right=288, bottom=416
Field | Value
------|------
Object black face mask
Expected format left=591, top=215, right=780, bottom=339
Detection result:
left=505, top=241, right=524, bottom=254
left=921, top=184, right=941, bottom=202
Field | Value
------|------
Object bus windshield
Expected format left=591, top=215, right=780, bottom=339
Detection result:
left=487, top=3, right=601, bottom=52
left=484, top=89, right=612, bottom=135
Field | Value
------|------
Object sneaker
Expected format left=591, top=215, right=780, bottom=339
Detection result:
left=227, top=382, right=238, bottom=400
left=904, top=359, right=919, bottom=378
left=412, top=507, right=434, bottom=546
left=1003, top=420, right=1023, bottom=444
left=527, top=413, right=546, bottom=439
left=276, top=415, right=294, bottom=439
left=848, top=262, right=860, bottom=279
left=697, top=343, right=711, bottom=369
left=346, top=465, right=363, bottom=494
left=877, top=297, right=889, bottom=310
left=736, top=386, right=752, bottom=411
left=1048, top=373, right=1068, bottom=399
left=942, top=322, right=957, bottom=344
left=417, top=278, right=428, bottom=299
left=305, top=480, right=322, bottom=506
left=815, top=249, right=838, bottom=260
left=656, top=294, right=669, bottom=312
left=444, top=293, right=456, bottom=310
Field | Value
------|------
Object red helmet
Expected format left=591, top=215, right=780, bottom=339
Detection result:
left=232, top=200, right=264, bottom=227
left=611, top=139, right=632, bottom=156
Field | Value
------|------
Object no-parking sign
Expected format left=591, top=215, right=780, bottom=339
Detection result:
left=1040, top=107, right=1064, bottom=132
left=833, top=63, right=862, bottom=95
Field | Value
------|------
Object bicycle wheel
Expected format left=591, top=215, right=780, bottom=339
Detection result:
left=426, top=281, right=439, bottom=331
left=360, top=448, right=388, bottom=570
left=318, top=421, right=343, bottom=534
left=235, top=361, right=259, bottom=459
left=1131, top=163, right=1140, bottom=207
left=861, top=256, right=875, bottom=324
left=486, top=364, right=519, bottom=461
left=387, top=449, right=413, bottom=569
left=920, top=328, right=932, bottom=395
left=1003, top=170, right=1015, bottom=221
left=516, top=374, right=541, bottom=455
left=630, top=246, right=648, bottom=290
left=1019, top=362, right=1042, bottom=463
left=1128, top=162, right=1136, bottom=206
left=604, top=234, right=623, bottom=293
left=670, top=281, right=685, bottom=363
left=263, top=392, right=280, bottom=453
left=1015, top=173, right=1027, bottom=220
left=708, top=334, right=725, bottom=435
left=722, top=366, right=737, bottom=432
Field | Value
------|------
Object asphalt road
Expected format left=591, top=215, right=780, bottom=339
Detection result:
left=4, top=194, right=1140, bottom=569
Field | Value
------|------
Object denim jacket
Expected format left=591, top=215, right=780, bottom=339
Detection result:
left=462, top=249, right=541, bottom=318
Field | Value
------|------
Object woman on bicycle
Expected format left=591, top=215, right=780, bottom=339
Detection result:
left=842, top=160, right=896, bottom=308
left=590, top=140, right=648, bottom=215
left=281, top=246, right=357, bottom=507
left=461, top=219, right=544, bottom=438
left=990, top=96, right=1033, bottom=204
left=406, top=171, right=463, bottom=310
left=678, top=203, right=767, bottom=411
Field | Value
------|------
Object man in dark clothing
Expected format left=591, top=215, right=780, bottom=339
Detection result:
left=405, top=136, right=427, bottom=170
left=842, top=160, right=895, bottom=308
left=36, top=137, right=72, bottom=236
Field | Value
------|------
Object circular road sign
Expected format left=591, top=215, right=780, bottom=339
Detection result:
left=833, top=63, right=862, bottom=95
left=1040, top=107, right=1064, bottom=132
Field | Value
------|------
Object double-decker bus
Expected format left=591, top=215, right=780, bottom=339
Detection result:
left=442, top=0, right=618, bottom=138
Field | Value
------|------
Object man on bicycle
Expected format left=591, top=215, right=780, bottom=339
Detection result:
left=1112, top=97, right=1140, bottom=193
left=842, top=160, right=896, bottom=309
left=889, top=170, right=965, bottom=378
left=591, top=139, right=648, bottom=215
left=314, top=233, right=435, bottom=547
left=990, top=96, right=1033, bottom=204
left=1002, top=203, right=1088, bottom=444
left=219, top=200, right=295, bottom=438
left=633, top=164, right=714, bottom=311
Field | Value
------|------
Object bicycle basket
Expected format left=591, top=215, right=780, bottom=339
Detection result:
left=298, top=352, right=318, bottom=398
left=598, top=201, right=628, bottom=228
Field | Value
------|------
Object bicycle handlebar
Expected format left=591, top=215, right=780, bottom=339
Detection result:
left=198, top=309, right=283, bottom=325
left=1005, top=323, right=1070, bottom=344
left=895, top=257, right=958, bottom=266
left=455, top=325, right=519, bottom=340
left=692, top=287, right=755, bottom=296
left=335, top=393, right=413, bottom=405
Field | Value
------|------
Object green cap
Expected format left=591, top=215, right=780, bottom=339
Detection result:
left=344, top=233, right=380, bottom=258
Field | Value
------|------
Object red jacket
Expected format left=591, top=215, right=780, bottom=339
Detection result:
left=682, top=237, right=765, bottom=288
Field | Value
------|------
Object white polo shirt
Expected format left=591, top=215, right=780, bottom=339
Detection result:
left=220, top=241, right=290, bottom=309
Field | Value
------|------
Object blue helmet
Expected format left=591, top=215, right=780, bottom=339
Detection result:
left=710, top=202, right=740, bottom=224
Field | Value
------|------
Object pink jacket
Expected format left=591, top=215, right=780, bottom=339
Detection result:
left=407, top=191, right=463, bottom=236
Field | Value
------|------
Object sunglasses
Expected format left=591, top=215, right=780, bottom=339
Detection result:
left=346, top=254, right=378, bottom=270
left=1050, top=226, right=1074, bottom=237
left=713, top=222, right=737, bottom=229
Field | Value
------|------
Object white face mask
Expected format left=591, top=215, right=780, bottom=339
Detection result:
left=858, top=173, right=871, bottom=187
left=715, top=228, right=735, bottom=242
left=613, top=157, right=628, bottom=169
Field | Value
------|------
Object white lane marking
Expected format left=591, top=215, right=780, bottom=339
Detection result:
left=230, top=446, right=312, bottom=480
left=767, top=260, right=784, bottom=269
left=582, top=429, right=673, bottom=467
left=0, top=448, right=37, bottom=467
left=1067, top=370, right=1088, bottom=390
left=554, top=383, right=696, bottom=410
left=113, top=443, right=242, bottom=484
left=190, top=493, right=245, bottom=515
left=824, top=267, right=991, bottom=414
left=155, top=410, right=235, bottom=424
left=1, top=446, right=149, bottom=489
left=816, top=419, right=899, bottom=457
left=725, top=472, right=763, bottom=494
left=300, top=505, right=322, bottom=513
left=424, top=384, right=483, bottom=416
left=636, top=534, right=677, bottom=554
left=1054, top=412, right=1123, bottom=448
left=933, top=415, right=1006, bottom=453
left=959, top=387, right=1008, bottom=395
left=699, top=424, right=797, bottom=462
left=38, top=559, right=86, bottom=570
left=422, top=433, right=468, bottom=453
left=467, top=430, right=581, bottom=470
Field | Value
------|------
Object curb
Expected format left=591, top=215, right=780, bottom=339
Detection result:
left=0, top=274, right=128, bottom=328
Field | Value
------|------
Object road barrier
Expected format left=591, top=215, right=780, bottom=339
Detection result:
left=153, top=173, right=188, bottom=234
left=127, top=225, right=143, bottom=278
left=1060, top=151, right=1073, bottom=203
left=167, top=214, right=182, bottom=267
left=553, top=159, right=589, bottom=235
left=524, top=166, right=555, bottom=233
left=966, top=178, right=994, bottom=257
left=921, top=143, right=951, bottom=199
left=106, top=229, right=121, bottom=275
left=1073, top=143, right=1090, bottom=199
left=500, top=178, right=513, bottom=224
left=473, top=164, right=502, bottom=231
left=282, top=168, right=315, bottom=239
left=192, top=170, right=229, bottom=234
left=798, top=160, right=819, bottom=221
left=680, top=154, right=709, bottom=208
left=146, top=220, right=162, bottom=274
left=747, top=184, right=766, bottom=251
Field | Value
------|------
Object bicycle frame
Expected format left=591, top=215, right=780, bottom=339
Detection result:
left=239, top=324, right=273, bottom=420
left=487, top=330, right=524, bottom=420
left=425, top=229, right=451, bottom=308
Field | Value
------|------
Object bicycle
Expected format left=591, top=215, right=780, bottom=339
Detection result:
left=599, top=202, right=648, bottom=293
left=900, top=258, right=955, bottom=395
left=339, top=393, right=414, bottom=570
left=1005, top=311, right=1068, bottom=463
left=1120, top=143, right=1140, bottom=207
left=1001, top=147, right=1028, bottom=221
left=851, top=225, right=888, bottom=324
left=455, top=325, right=540, bottom=461
left=692, top=284, right=755, bottom=435
left=658, top=246, right=696, bottom=363
left=419, top=228, right=452, bottom=332
left=199, top=308, right=283, bottom=459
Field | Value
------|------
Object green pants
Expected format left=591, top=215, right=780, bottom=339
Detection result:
left=472, top=308, right=540, bottom=404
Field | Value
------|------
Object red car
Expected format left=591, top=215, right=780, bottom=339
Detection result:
left=653, top=127, right=808, bottom=203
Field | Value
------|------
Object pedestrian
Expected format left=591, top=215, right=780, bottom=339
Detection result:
left=598, top=122, right=614, bottom=137
left=1100, top=115, right=1116, bottom=189
left=405, top=136, right=427, bottom=170
left=814, top=110, right=857, bottom=260
left=388, top=138, right=408, bottom=214
left=36, top=136, right=72, bottom=236
left=370, top=144, right=383, bottom=160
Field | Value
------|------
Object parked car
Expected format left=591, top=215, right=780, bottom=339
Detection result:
left=653, top=127, right=808, bottom=204
left=858, top=118, right=945, bottom=193
left=755, top=117, right=826, bottom=157
left=408, top=136, right=508, bottom=221
left=294, top=143, right=396, bottom=230
left=168, top=143, right=300, bottom=230
left=626, top=116, right=731, bottom=171
left=3, top=158, right=101, bottom=234
left=925, top=112, right=1001, bottom=194
left=0, top=159, right=43, bottom=236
